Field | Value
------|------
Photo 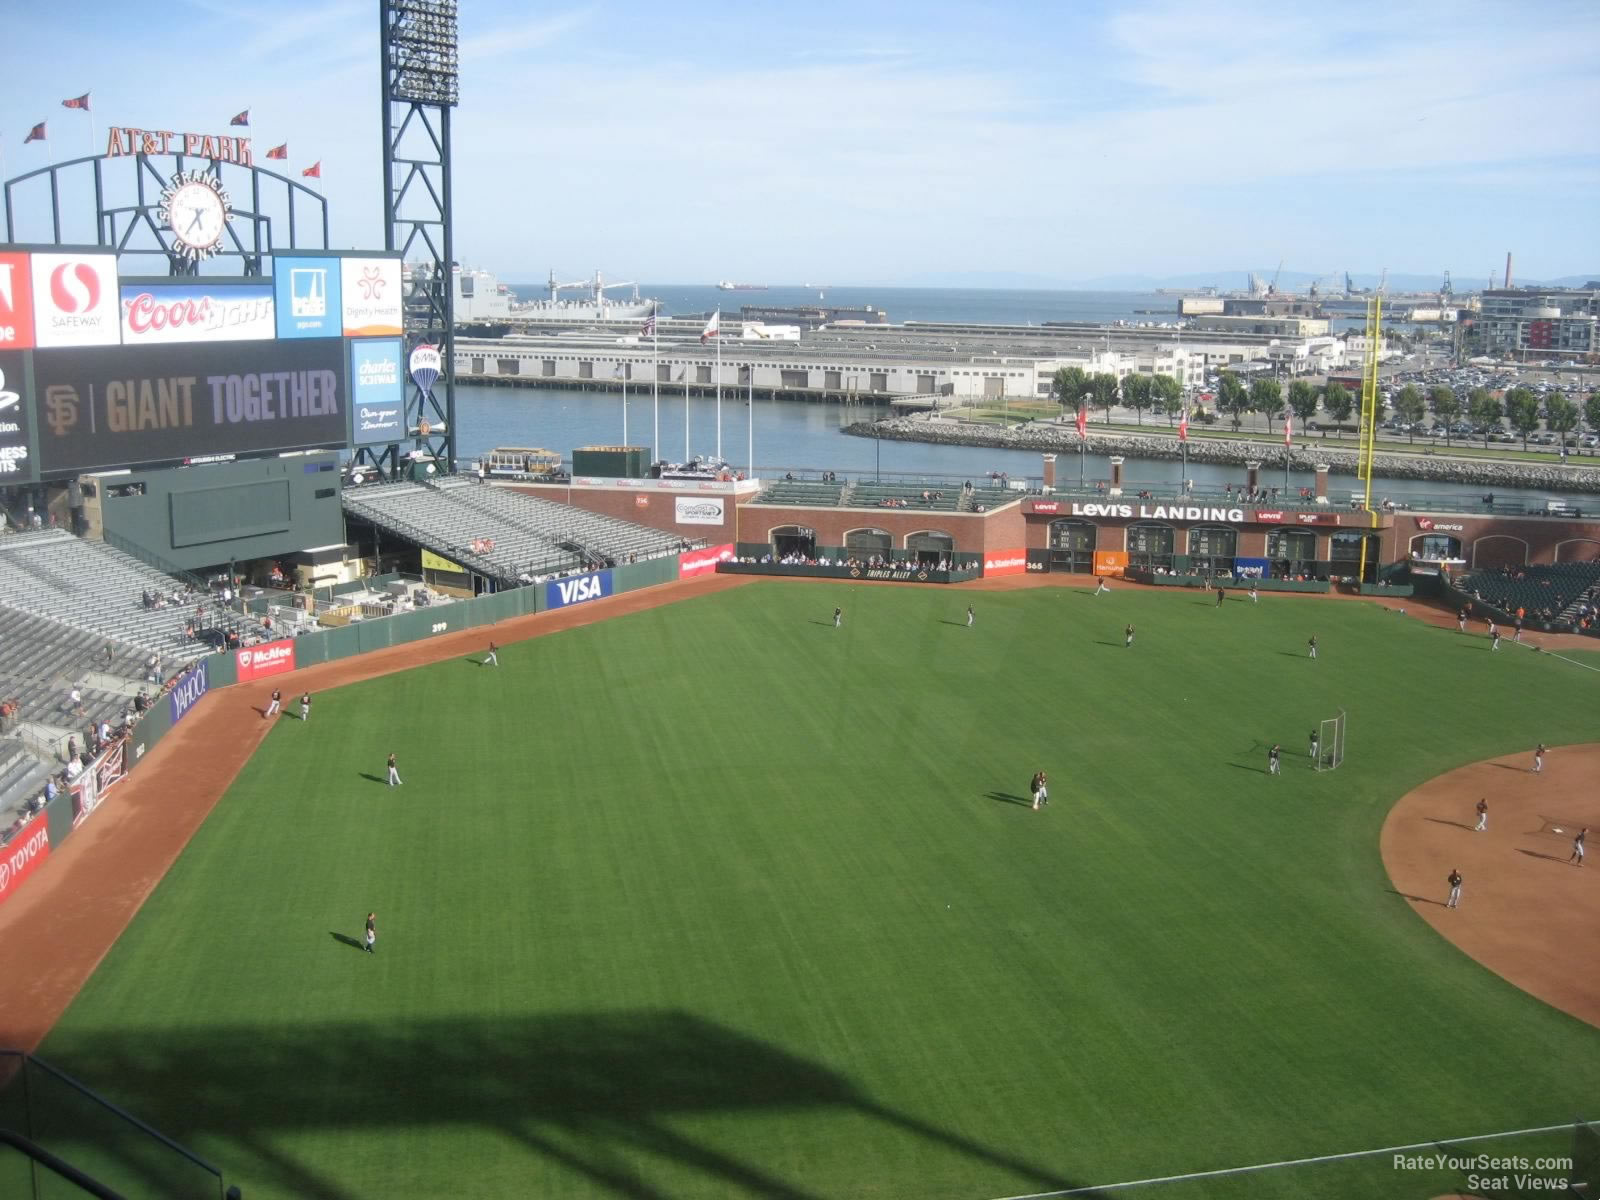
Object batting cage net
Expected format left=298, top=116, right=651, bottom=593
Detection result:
left=1314, top=708, right=1346, bottom=772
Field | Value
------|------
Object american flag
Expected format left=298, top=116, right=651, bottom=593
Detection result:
left=641, top=312, right=656, bottom=337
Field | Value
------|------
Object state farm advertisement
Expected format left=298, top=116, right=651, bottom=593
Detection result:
left=0, top=251, right=37, bottom=349
left=32, top=337, right=347, bottom=475
left=237, top=639, right=296, bottom=682
left=29, top=252, right=121, bottom=348
left=982, top=548, right=1027, bottom=578
left=120, top=283, right=275, bottom=345
left=0, top=810, right=51, bottom=909
left=679, top=544, right=734, bottom=578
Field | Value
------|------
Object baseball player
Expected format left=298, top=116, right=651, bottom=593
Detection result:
left=300, top=692, right=311, bottom=722
left=1248, top=584, right=1259, bottom=604
left=1216, top=587, right=1226, bottom=607
left=1307, top=634, right=1318, bottom=660
left=387, top=752, right=402, bottom=787
left=1569, top=828, right=1586, bottom=866
left=1474, top=798, right=1488, bottom=832
left=833, top=607, right=842, bottom=629
left=1124, top=622, right=1135, bottom=648
left=1532, top=743, right=1545, bottom=774
left=365, top=912, right=377, bottom=953
left=1446, top=868, right=1463, bottom=909
left=1268, top=744, right=1281, bottom=775
left=966, top=606, right=974, bottom=628
left=1490, top=629, right=1501, bottom=652
left=265, top=688, right=281, bottom=719
left=1309, top=729, right=1320, bottom=762
left=1486, top=619, right=1496, bottom=639
left=1094, top=578, right=1109, bottom=595
left=1456, top=608, right=1467, bottom=632
left=1513, top=615, right=1523, bottom=643
left=484, top=642, right=498, bottom=667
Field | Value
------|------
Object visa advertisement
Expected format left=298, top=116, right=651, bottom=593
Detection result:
left=545, top=570, right=612, bottom=610
left=32, top=337, right=347, bottom=475
left=348, top=338, right=406, bottom=446
left=273, top=255, right=342, bottom=339
left=121, top=282, right=275, bottom=345
left=340, top=257, right=403, bottom=337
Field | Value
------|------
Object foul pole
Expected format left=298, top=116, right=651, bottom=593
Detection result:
left=1357, top=296, right=1383, bottom=583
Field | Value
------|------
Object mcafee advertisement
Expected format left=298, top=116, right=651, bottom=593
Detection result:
left=237, top=639, right=296, bottom=682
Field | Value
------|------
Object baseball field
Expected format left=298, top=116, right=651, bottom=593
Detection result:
left=16, top=580, right=1600, bottom=1199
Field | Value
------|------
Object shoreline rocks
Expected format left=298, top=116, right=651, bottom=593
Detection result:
left=845, top=417, right=1600, bottom=494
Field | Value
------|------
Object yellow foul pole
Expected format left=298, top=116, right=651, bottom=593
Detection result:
left=1357, top=296, right=1383, bottom=582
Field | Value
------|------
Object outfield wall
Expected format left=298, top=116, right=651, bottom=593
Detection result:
left=0, top=549, right=704, bottom=914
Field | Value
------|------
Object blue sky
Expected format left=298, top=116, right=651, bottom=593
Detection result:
left=3, top=0, right=1597, bottom=286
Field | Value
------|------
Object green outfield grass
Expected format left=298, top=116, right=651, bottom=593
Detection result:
left=33, top=584, right=1600, bottom=1199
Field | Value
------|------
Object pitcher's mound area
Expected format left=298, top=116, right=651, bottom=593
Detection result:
left=1381, top=744, right=1600, bottom=1028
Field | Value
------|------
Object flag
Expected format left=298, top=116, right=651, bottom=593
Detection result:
left=229, top=110, right=249, bottom=126
left=24, top=122, right=45, bottom=143
left=641, top=312, right=656, bottom=337
left=1075, top=404, right=1087, bottom=438
left=265, top=143, right=288, bottom=160
left=1284, top=412, right=1292, bottom=447
left=301, top=161, right=321, bottom=178
left=1178, top=413, right=1188, bottom=443
left=61, top=93, right=90, bottom=111
left=700, top=310, right=720, bottom=345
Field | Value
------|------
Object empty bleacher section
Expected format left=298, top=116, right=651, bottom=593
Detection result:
left=754, top=479, right=847, bottom=507
left=343, top=479, right=698, bottom=584
left=1454, top=562, right=1600, bottom=633
left=754, top=476, right=1019, bottom=513
left=0, top=608, right=150, bottom=729
left=848, top=482, right=963, bottom=512
left=0, top=531, right=262, bottom=663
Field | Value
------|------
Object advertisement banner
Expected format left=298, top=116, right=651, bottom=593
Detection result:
left=0, top=251, right=36, bottom=349
left=236, top=639, right=296, bottom=682
left=273, top=255, right=342, bottom=339
left=674, top=497, right=725, bottom=526
left=0, top=350, right=34, bottom=482
left=421, top=548, right=465, bottom=573
left=120, top=282, right=275, bottom=345
left=33, top=337, right=347, bottom=475
left=30, top=252, right=121, bottom=348
left=1234, top=557, right=1270, bottom=579
left=70, top=740, right=126, bottom=829
left=348, top=338, right=406, bottom=446
left=678, top=544, right=734, bottom=578
left=1093, top=550, right=1129, bottom=577
left=0, top=810, right=51, bottom=909
left=340, top=257, right=403, bottom=337
left=545, top=570, right=613, bottom=610
left=982, top=548, right=1027, bottom=578
left=168, top=659, right=210, bottom=726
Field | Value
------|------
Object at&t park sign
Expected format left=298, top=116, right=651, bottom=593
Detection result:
left=105, top=126, right=253, bottom=166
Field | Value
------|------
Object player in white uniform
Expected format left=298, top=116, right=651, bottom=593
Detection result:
left=300, top=692, right=311, bottom=722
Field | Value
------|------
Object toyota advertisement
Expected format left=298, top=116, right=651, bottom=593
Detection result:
left=32, top=337, right=348, bottom=475
left=273, top=255, right=342, bottom=339
left=0, top=349, right=34, bottom=482
left=236, top=639, right=296, bottom=682
left=121, top=282, right=275, bottom=345
left=29, top=252, right=121, bottom=348
left=0, top=810, right=50, bottom=910
left=348, top=338, right=405, bottom=446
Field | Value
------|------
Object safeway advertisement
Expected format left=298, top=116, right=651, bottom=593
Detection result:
left=678, top=544, right=734, bottom=578
left=982, top=548, right=1027, bottom=578
left=0, top=810, right=50, bottom=908
left=237, top=639, right=296, bottom=682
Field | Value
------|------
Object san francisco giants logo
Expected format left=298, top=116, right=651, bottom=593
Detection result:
left=44, top=385, right=80, bottom=435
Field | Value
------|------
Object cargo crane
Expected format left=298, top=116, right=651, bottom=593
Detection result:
left=1440, top=270, right=1453, bottom=300
left=1268, top=259, right=1284, bottom=296
left=545, top=269, right=642, bottom=304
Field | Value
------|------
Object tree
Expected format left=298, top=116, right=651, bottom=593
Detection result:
left=1467, top=388, right=1503, bottom=448
left=1249, top=377, right=1284, bottom=431
left=1325, top=382, right=1354, bottom=427
left=1090, top=373, right=1120, bottom=425
left=1429, top=385, right=1460, bottom=447
left=1051, top=365, right=1089, bottom=413
left=1287, top=380, right=1318, bottom=432
left=1121, top=373, right=1154, bottom=425
left=1217, top=372, right=1249, bottom=431
left=1546, top=393, right=1580, bottom=453
left=1393, top=384, right=1427, bottom=444
left=1152, top=374, right=1184, bottom=425
left=1585, top=390, right=1600, bottom=439
left=1504, top=387, right=1541, bottom=451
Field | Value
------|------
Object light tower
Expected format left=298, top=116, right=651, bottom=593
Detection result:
left=370, top=0, right=460, bottom=480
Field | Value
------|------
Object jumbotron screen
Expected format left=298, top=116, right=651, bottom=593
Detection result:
left=0, top=247, right=407, bottom=482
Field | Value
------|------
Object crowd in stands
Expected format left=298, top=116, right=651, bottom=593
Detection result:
left=738, top=552, right=960, bottom=573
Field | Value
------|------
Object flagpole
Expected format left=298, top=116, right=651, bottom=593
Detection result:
left=621, top=363, right=628, bottom=444
left=715, top=321, right=723, bottom=462
left=747, top=368, right=754, bottom=478
left=652, top=316, right=660, bottom=465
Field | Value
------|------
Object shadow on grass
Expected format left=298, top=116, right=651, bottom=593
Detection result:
left=1516, top=849, right=1570, bottom=864
left=328, top=932, right=366, bottom=952
left=1486, top=762, right=1528, bottom=772
left=1387, top=889, right=1448, bottom=907
left=1226, top=762, right=1266, bottom=774
left=985, top=792, right=1034, bottom=807
left=1094, top=640, right=1124, bottom=647
left=938, top=620, right=968, bottom=627
left=357, top=773, right=386, bottom=785
left=1424, top=818, right=1478, bottom=832
left=809, top=620, right=836, bottom=628
left=33, top=1012, right=1111, bottom=1200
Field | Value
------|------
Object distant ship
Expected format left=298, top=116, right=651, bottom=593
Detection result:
left=717, top=281, right=768, bottom=291
left=404, top=262, right=520, bottom=334
left=514, top=269, right=658, bottom=322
